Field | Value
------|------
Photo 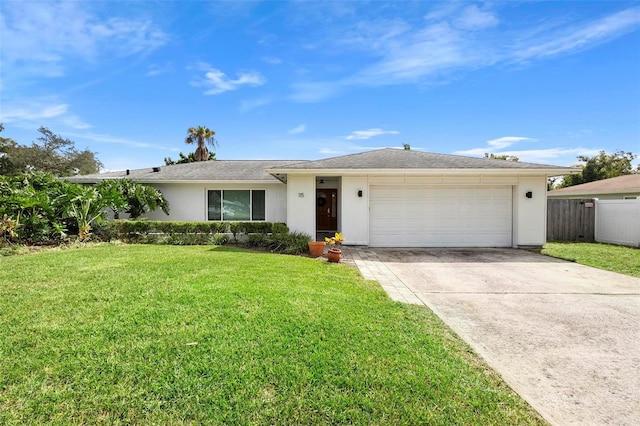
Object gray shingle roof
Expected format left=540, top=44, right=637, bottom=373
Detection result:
left=66, top=160, right=303, bottom=183
left=66, top=149, right=576, bottom=184
left=548, top=174, right=640, bottom=196
left=271, top=148, right=572, bottom=171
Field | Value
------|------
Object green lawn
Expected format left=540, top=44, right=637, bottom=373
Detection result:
left=542, top=242, right=640, bottom=278
left=0, top=245, right=545, bottom=425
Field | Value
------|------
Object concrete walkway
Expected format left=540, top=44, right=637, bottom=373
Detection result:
left=341, top=246, right=640, bottom=426
left=343, top=246, right=424, bottom=305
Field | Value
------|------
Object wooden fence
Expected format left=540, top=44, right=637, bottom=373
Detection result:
left=547, top=199, right=596, bottom=242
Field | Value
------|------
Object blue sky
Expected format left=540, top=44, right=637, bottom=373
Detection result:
left=1, top=1, right=639, bottom=172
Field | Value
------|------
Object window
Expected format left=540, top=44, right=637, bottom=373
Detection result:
left=207, top=190, right=266, bottom=221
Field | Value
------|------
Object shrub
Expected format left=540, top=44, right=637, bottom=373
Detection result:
left=245, top=229, right=311, bottom=255
left=103, top=220, right=277, bottom=245
left=272, top=222, right=289, bottom=235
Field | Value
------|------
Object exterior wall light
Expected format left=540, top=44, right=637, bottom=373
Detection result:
left=358, top=190, right=363, bottom=197
left=526, top=191, right=533, bottom=199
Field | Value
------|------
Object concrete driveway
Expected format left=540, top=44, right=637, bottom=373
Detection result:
left=347, top=248, right=640, bottom=426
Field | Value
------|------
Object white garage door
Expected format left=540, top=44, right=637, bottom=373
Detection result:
left=370, top=186, right=512, bottom=247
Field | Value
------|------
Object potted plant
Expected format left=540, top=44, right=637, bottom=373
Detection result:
left=325, top=232, right=344, bottom=263
left=308, top=240, right=326, bottom=257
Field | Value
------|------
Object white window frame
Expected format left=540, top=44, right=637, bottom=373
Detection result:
left=206, top=189, right=266, bottom=221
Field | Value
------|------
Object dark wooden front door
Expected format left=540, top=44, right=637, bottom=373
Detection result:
left=316, top=189, right=338, bottom=231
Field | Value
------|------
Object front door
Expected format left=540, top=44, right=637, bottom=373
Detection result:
left=316, top=189, right=338, bottom=231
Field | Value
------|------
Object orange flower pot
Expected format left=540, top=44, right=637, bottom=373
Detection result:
left=327, top=248, right=342, bottom=263
left=308, top=241, right=326, bottom=257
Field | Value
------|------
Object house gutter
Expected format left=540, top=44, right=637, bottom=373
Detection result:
left=266, top=167, right=582, bottom=179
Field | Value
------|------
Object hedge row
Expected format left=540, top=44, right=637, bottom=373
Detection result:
left=101, top=220, right=289, bottom=241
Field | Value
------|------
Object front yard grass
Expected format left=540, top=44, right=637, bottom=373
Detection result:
left=542, top=242, right=640, bottom=278
left=0, top=245, right=545, bottom=425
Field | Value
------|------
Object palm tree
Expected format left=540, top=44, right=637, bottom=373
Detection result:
left=185, top=126, right=217, bottom=161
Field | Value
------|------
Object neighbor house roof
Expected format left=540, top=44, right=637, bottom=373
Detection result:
left=66, top=160, right=303, bottom=184
left=547, top=174, right=640, bottom=198
left=267, top=148, right=577, bottom=175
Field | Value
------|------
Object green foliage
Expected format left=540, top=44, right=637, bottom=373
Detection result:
left=66, top=186, right=109, bottom=240
left=558, top=150, right=638, bottom=188
left=104, top=220, right=277, bottom=244
left=0, top=125, right=102, bottom=176
left=0, top=172, right=76, bottom=242
left=185, top=125, right=217, bottom=162
left=103, top=220, right=303, bottom=251
left=484, top=153, right=520, bottom=162
left=271, top=222, right=289, bottom=234
left=245, top=230, right=311, bottom=255
left=229, top=221, right=246, bottom=242
left=164, top=151, right=216, bottom=165
left=97, top=179, right=169, bottom=219
left=0, top=173, right=169, bottom=243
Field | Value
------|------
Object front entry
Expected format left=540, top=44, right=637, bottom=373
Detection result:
left=316, top=189, right=338, bottom=231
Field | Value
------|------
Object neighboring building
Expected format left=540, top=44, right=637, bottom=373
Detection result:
left=548, top=174, right=640, bottom=200
left=68, top=148, right=576, bottom=248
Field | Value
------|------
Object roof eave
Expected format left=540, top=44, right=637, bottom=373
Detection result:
left=65, top=177, right=284, bottom=185
left=267, top=167, right=580, bottom=177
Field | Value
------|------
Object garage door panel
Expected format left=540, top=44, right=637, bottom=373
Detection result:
left=370, top=185, right=512, bottom=247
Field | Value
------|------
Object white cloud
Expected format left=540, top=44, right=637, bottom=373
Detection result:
left=0, top=101, right=91, bottom=130
left=453, top=146, right=602, bottom=165
left=453, top=135, right=536, bottom=157
left=288, top=124, right=307, bottom=135
left=65, top=131, right=178, bottom=151
left=145, top=63, right=172, bottom=77
left=239, top=97, right=272, bottom=113
left=193, top=64, right=265, bottom=95
left=263, top=56, right=283, bottom=65
left=289, top=6, right=640, bottom=101
left=345, top=128, right=400, bottom=140
left=289, top=81, right=346, bottom=102
left=453, top=5, right=499, bottom=30
left=487, top=136, right=537, bottom=149
left=512, top=7, right=640, bottom=61
left=0, top=1, right=168, bottom=78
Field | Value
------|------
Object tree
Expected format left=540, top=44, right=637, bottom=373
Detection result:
left=185, top=126, right=217, bottom=162
left=0, top=124, right=19, bottom=175
left=484, top=153, right=520, bottom=162
left=0, top=125, right=102, bottom=176
left=403, top=143, right=411, bottom=151
left=164, top=151, right=216, bottom=165
left=558, top=151, right=637, bottom=188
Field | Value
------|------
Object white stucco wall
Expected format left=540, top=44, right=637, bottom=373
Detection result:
left=143, top=182, right=287, bottom=223
left=341, top=176, right=369, bottom=245
left=285, top=175, right=315, bottom=237
left=513, top=176, right=548, bottom=247
left=143, top=173, right=551, bottom=247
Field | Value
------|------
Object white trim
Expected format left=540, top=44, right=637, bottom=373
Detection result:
left=204, top=187, right=268, bottom=222
left=267, top=168, right=579, bottom=177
